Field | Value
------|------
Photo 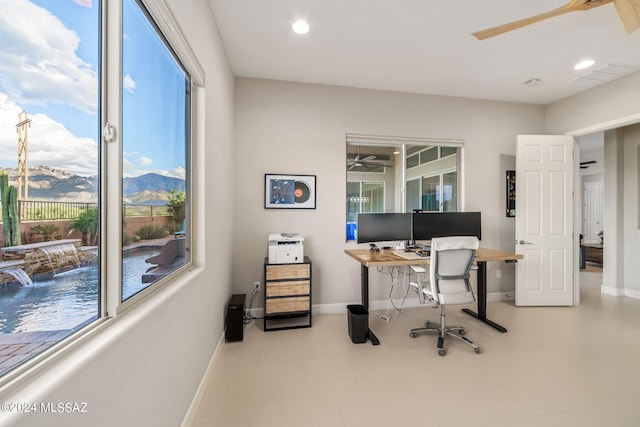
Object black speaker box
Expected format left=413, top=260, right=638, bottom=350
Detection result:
left=225, top=293, right=245, bottom=342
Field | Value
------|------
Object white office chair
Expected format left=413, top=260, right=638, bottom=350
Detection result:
left=409, top=236, right=480, bottom=356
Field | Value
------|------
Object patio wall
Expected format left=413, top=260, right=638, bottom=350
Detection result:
left=0, top=216, right=172, bottom=246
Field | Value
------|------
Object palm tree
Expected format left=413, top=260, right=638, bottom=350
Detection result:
left=70, top=208, right=98, bottom=246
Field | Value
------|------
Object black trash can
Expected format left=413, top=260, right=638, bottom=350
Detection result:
left=347, top=304, right=368, bottom=344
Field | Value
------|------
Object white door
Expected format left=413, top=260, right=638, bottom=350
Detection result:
left=515, top=135, right=574, bottom=306
left=583, top=182, right=602, bottom=243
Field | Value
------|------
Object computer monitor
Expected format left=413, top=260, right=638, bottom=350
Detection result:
left=356, top=213, right=412, bottom=243
left=412, top=211, right=482, bottom=242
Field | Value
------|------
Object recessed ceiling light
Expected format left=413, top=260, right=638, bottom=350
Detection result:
left=292, top=19, right=310, bottom=35
left=574, top=59, right=595, bottom=70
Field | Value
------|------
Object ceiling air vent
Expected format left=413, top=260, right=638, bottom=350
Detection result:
left=569, top=63, right=637, bottom=85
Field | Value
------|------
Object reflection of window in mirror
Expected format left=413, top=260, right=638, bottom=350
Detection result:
left=346, top=136, right=462, bottom=241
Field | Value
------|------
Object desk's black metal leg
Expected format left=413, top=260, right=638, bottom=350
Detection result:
left=462, top=261, right=508, bottom=333
left=361, top=264, right=369, bottom=310
left=361, top=264, right=380, bottom=345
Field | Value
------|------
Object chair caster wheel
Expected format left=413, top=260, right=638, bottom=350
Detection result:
left=459, top=329, right=465, bottom=336
left=438, top=349, right=446, bottom=357
left=410, top=332, right=416, bottom=338
left=474, top=348, right=480, bottom=354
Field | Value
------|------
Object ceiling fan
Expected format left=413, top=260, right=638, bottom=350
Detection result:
left=347, top=146, right=393, bottom=170
left=580, top=160, right=597, bottom=168
left=473, top=0, right=640, bottom=40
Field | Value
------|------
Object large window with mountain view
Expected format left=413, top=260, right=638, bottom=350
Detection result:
left=0, top=0, right=196, bottom=381
left=0, top=0, right=101, bottom=379
left=121, top=0, right=191, bottom=301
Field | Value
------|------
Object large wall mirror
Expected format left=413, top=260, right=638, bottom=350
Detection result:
left=346, top=134, right=463, bottom=241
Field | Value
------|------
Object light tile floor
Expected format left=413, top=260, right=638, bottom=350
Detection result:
left=191, top=268, right=640, bottom=426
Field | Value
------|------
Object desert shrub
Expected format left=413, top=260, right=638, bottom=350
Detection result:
left=122, top=233, right=137, bottom=246
left=27, top=224, right=61, bottom=242
left=135, top=224, right=168, bottom=240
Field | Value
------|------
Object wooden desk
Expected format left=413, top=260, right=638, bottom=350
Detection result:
left=345, top=247, right=523, bottom=345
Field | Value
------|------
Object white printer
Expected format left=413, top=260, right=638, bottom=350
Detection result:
left=268, top=233, right=304, bottom=264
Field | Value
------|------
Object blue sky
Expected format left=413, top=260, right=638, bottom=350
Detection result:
left=0, top=0, right=187, bottom=179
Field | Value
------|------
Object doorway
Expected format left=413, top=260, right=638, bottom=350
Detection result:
left=577, top=133, right=604, bottom=296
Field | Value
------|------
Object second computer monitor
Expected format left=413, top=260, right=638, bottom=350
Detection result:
left=412, top=211, right=482, bottom=241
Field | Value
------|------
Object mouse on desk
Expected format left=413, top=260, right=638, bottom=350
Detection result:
left=369, top=243, right=380, bottom=252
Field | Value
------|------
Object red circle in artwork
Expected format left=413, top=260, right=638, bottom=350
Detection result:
left=295, top=189, right=303, bottom=197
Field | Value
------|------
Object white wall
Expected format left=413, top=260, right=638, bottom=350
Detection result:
left=232, top=78, right=545, bottom=308
left=0, top=1, right=235, bottom=426
left=622, top=125, right=640, bottom=297
left=545, top=71, right=640, bottom=134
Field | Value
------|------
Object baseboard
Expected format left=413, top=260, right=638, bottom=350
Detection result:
left=601, top=285, right=640, bottom=300
left=180, top=331, right=225, bottom=427
left=250, top=292, right=515, bottom=317
left=488, top=291, right=515, bottom=302
left=602, top=285, right=625, bottom=297
left=623, top=288, right=640, bottom=299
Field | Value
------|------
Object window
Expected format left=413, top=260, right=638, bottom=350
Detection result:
left=0, top=0, right=101, bottom=379
left=346, top=181, right=384, bottom=240
left=346, top=136, right=462, bottom=240
left=417, top=171, right=457, bottom=212
left=347, top=181, right=385, bottom=217
left=0, top=0, right=199, bottom=382
left=121, top=0, right=191, bottom=301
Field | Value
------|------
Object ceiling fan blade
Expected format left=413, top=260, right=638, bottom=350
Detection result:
left=360, top=155, right=376, bottom=163
left=472, top=0, right=614, bottom=40
left=614, top=0, right=640, bottom=33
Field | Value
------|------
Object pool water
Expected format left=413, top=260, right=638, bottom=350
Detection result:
left=0, top=249, right=159, bottom=334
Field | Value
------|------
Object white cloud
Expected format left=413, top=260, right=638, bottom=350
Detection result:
left=122, top=156, right=139, bottom=178
left=138, top=156, right=153, bottom=166
left=171, top=166, right=186, bottom=179
left=123, top=73, right=136, bottom=93
left=0, top=92, right=98, bottom=176
left=0, top=0, right=98, bottom=114
left=120, top=156, right=186, bottom=179
left=72, top=0, right=93, bottom=7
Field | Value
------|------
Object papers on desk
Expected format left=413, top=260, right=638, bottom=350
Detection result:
left=393, top=250, right=429, bottom=260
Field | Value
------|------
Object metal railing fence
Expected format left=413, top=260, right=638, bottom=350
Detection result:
left=0, top=201, right=170, bottom=222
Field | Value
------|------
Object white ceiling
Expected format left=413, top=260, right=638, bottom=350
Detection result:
left=207, top=0, right=640, bottom=105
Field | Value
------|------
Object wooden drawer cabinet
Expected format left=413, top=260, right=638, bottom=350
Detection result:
left=582, top=244, right=603, bottom=265
left=263, top=257, right=312, bottom=331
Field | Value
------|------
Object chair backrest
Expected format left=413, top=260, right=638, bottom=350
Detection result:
left=429, top=236, right=479, bottom=305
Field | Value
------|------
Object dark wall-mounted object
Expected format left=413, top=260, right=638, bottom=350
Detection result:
left=506, top=170, right=516, bottom=217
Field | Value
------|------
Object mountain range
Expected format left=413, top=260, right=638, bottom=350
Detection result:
left=0, top=165, right=185, bottom=205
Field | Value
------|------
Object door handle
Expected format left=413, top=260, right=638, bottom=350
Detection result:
left=516, top=240, right=533, bottom=245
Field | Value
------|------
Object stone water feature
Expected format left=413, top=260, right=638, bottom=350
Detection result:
left=0, top=261, right=33, bottom=286
left=0, top=239, right=97, bottom=286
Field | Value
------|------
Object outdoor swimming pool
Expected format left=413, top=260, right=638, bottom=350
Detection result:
left=0, top=248, right=159, bottom=334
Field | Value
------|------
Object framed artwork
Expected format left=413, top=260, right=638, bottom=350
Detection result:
left=506, top=170, right=516, bottom=217
left=265, top=174, right=316, bottom=209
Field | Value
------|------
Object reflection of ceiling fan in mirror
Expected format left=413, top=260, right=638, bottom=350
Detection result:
left=472, top=0, right=640, bottom=40
left=347, top=154, right=393, bottom=170
left=347, top=146, right=393, bottom=170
